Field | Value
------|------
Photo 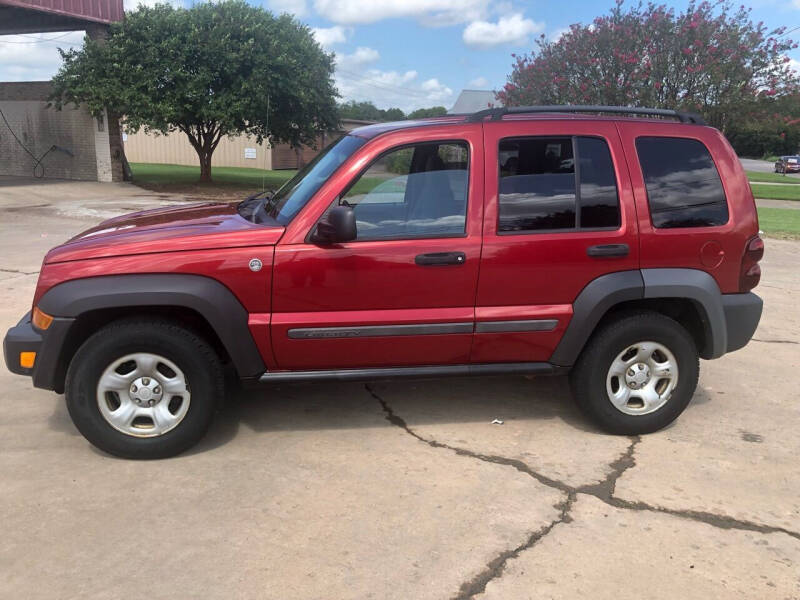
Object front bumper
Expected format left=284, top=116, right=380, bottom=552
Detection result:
left=4, top=311, right=75, bottom=392
left=722, top=292, right=762, bottom=353
left=3, top=312, right=40, bottom=377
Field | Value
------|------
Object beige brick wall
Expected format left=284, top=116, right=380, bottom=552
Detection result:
left=0, top=81, right=123, bottom=182
left=124, top=128, right=273, bottom=170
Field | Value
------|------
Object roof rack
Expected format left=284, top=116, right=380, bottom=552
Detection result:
left=467, top=105, right=706, bottom=125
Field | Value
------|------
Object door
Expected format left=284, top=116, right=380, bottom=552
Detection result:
left=271, top=124, right=484, bottom=370
left=472, top=120, right=639, bottom=363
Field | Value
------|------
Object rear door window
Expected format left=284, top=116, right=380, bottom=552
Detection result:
left=498, top=136, right=620, bottom=232
left=635, top=137, right=729, bottom=228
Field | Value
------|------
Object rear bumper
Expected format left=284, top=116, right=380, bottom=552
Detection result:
left=3, top=311, right=75, bottom=392
left=722, top=292, right=762, bottom=353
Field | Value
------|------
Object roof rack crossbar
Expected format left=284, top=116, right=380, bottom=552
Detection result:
left=467, top=105, right=705, bottom=125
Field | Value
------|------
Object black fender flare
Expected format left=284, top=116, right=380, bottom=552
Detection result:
left=38, top=274, right=266, bottom=377
left=640, top=268, right=726, bottom=359
left=550, top=270, right=644, bottom=366
left=550, top=268, right=726, bottom=367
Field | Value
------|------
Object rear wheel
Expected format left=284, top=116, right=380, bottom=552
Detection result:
left=65, top=319, right=223, bottom=459
left=569, top=311, right=699, bottom=435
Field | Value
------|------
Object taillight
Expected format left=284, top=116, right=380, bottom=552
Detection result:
left=739, top=236, right=764, bottom=292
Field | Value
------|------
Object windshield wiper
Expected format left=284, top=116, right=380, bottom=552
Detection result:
left=243, top=189, right=274, bottom=202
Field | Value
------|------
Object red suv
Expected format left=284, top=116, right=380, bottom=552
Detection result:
left=4, top=106, right=764, bottom=459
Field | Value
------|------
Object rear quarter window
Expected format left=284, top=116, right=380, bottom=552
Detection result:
left=635, top=137, right=728, bottom=229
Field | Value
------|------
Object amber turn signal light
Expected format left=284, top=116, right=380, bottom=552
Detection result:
left=32, top=307, right=53, bottom=330
left=20, top=352, right=36, bottom=369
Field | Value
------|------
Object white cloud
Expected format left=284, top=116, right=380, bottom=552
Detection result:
left=420, top=78, right=453, bottom=101
left=468, top=76, right=489, bottom=88
left=311, top=25, right=348, bottom=48
left=333, top=47, right=454, bottom=112
left=463, top=13, right=544, bottom=48
left=549, top=26, right=570, bottom=42
left=313, top=0, right=490, bottom=26
left=0, top=32, right=85, bottom=82
left=336, top=46, right=381, bottom=69
left=788, top=57, right=800, bottom=73
left=266, top=0, right=308, bottom=17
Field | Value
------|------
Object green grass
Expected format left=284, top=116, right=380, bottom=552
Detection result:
left=757, top=206, right=800, bottom=238
left=749, top=183, right=800, bottom=201
left=130, top=163, right=296, bottom=189
left=746, top=170, right=800, bottom=184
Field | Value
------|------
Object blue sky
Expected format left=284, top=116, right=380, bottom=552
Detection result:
left=2, top=0, right=800, bottom=112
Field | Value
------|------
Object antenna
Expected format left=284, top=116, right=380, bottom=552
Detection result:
left=268, top=94, right=271, bottom=194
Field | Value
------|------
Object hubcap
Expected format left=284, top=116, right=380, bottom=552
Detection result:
left=605, top=341, right=679, bottom=415
left=96, top=353, right=191, bottom=438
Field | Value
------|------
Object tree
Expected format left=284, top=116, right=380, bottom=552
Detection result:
left=338, top=100, right=404, bottom=121
left=497, top=0, right=799, bottom=132
left=407, top=106, right=448, bottom=119
left=51, top=1, right=338, bottom=182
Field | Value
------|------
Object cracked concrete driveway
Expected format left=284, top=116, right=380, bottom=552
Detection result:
left=1, top=179, right=799, bottom=599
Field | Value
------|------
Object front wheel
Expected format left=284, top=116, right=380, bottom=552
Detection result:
left=569, top=311, right=699, bottom=435
left=65, top=319, right=224, bottom=459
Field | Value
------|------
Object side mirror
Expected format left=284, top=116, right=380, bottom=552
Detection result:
left=311, top=205, right=357, bottom=244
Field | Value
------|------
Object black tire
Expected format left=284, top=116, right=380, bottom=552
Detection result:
left=569, top=311, right=699, bottom=435
left=65, top=319, right=224, bottom=459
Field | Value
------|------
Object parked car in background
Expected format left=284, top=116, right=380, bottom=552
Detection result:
left=774, top=155, right=800, bottom=173
left=4, top=105, right=764, bottom=459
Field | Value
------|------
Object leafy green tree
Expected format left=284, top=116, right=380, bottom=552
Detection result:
left=498, top=0, right=799, bottom=132
left=338, top=100, right=403, bottom=121
left=51, top=1, right=338, bottom=182
left=382, top=107, right=406, bottom=121
left=407, top=106, right=448, bottom=119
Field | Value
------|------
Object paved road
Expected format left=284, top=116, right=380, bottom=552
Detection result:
left=740, top=156, right=800, bottom=180
left=740, top=157, right=776, bottom=172
left=1, top=179, right=799, bottom=599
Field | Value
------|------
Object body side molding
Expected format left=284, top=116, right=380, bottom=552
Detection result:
left=288, top=322, right=473, bottom=339
left=38, top=274, right=266, bottom=377
left=475, top=319, right=558, bottom=333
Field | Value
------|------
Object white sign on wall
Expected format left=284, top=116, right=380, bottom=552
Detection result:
left=244, top=147, right=257, bottom=159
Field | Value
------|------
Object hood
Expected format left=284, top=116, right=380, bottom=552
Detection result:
left=45, top=202, right=285, bottom=264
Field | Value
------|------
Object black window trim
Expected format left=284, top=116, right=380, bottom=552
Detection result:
left=312, top=138, right=472, bottom=243
left=495, top=134, right=622, bottom=236
left=634, top=135, right=730, bottom=230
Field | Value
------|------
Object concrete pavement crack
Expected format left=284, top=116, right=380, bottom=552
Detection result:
left=367, top=384, right=800, bottom=597
left=0, top=268, right=38, bottom=275
left=752, top=338, right=799, bottom=345
left=452, top=492, right=576, bottom=600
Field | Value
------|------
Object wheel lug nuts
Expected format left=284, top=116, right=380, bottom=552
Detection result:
left=153, top=386, right=160, bottom=394
left=142, top=377, right=150, bottom=385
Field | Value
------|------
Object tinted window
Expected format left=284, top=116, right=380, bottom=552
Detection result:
left=498, top=136, right=619, bottom=232
left=578, top=137, right=621, bottom=228
left=636, top=137, right=728, bottom=228
left=335, top=141, right=469, bottom=240
left=266, top=134, right=366, bottom=225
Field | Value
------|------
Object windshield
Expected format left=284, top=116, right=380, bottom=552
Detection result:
left=263, top=135, right=367, bottom=225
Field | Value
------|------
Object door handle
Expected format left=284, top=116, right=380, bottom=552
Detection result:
left=586, top=244, right=629, bottom=258
left=415, top=252, right=466, bottom=266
